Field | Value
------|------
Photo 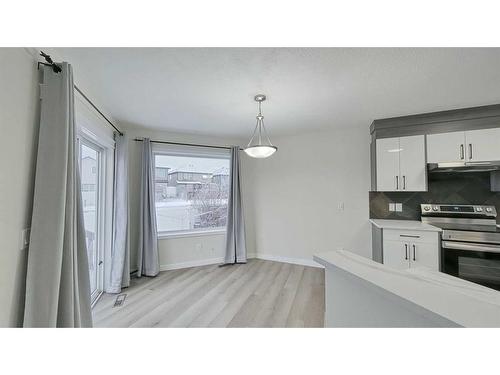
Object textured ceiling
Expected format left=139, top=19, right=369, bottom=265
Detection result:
left=54, top=48, right=500, bottom=137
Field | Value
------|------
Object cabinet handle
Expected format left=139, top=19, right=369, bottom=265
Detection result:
left=412, top=244, right=416, bottom=261
left=400, top=234, right=420, bottom=238
left=403, top=175, right=406, bottom=190
left=460, top=144, right=464, bottom=160
left=469, top=144, right=473, bottom=160
left=405, top=244, right=408, bottom=260
left=395, top=175, right=399, bottom=190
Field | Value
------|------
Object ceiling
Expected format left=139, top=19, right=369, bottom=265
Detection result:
left=54, top=48, right=500, bottom=138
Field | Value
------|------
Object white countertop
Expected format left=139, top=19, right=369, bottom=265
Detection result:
left=370, top=219, right=442, bottom=232
left=314, top=250, right=500, bottom=327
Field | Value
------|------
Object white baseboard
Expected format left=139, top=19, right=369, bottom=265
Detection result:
left=158, top=252, right=323, bottom=272
left=159, top=257, right=224, bottom=271
left=254, top=253, right=324, bottom=268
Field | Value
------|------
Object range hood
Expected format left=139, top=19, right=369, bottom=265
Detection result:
left=428, top=161, right=500, bottom=173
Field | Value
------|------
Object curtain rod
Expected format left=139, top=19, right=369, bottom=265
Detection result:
left=134, top=138, right=243, bottom=151
left=38, top=52, right=124, bottom=136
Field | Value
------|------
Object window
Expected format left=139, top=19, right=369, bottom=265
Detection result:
left=82, top=183, right=96, bottom=192
left=155, top=167, right=169, bottom=179
left=79, top=139, right=104, bottom=304
left=154, top=150, right=230, bottom=235
left=75, top=90, right=115, bottom=307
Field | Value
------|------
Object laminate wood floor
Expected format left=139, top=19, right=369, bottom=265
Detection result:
left=92, top=259, right=325, bottom=328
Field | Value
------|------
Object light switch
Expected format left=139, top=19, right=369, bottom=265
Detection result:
left=388, top=203, right=395, bottom=212
left=338, top=202, right=344, bottom=211
left=395, top=203, right=403, bottom=212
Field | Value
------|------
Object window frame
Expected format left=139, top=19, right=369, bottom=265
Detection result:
left=77, top=135, right=105, bottom=305
left=152, top=143, right=231, bottom=239
left=75, top=91, right=115, bottom=306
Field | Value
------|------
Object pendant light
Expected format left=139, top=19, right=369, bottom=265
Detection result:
left=244, top=94, right=277, bottom=158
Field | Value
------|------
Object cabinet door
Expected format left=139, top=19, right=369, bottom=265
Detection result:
left=426, top=131, right=466, bottom=163
left=409, top=242, right=439, bottom=271
left=399, top=135, right=427, bottom=191
left=465, top=128, right=500, bottom=162
left=383, top=240, right=410, bottom=270
left=376, top=137, right=400, bottom=191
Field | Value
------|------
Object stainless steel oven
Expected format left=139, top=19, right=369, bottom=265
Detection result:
left=421, top=204, right=500, bottom=291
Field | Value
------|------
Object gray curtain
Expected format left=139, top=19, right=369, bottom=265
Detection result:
left=137, top=138, right=160, bottom=277
left=107, top=133, right=130, bottom=293
left=224, top=146, right=247, bottom=264
left=24, top=63, right=92, bottom=327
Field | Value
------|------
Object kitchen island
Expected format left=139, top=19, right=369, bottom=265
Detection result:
left=313, top=250, right=500, bottom=327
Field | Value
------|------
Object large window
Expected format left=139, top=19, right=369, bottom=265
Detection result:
left=154, top=151, right=230, bottom=235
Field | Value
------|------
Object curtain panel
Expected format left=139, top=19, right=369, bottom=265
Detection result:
left=107, top=133, right=130, bottom=293
left=23, top=63, right=92, bottom=327
left=137, top=138, right=160, bottom=277
left=224, top=146, right=247, bottom=264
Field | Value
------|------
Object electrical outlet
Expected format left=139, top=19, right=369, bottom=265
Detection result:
left=388, top=203, right=395, bottom=212
left=20, top=228, right=30, bottom=250
left=395, top=203, right=403, bottom=212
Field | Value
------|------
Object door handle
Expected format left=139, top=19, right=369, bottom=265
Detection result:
left=412, top=244, right=416, bottom=261
left=395, top=175, right=399, bottom=190
left=469, top=144, right=473, bottom=160
left=403, top=175, right=406, bottom=190
left=404, top=244, right=408, bottom=260
left=460, top=144, right=464, bottom=160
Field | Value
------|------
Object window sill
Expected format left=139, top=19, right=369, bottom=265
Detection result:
left=157, top=229, right=226, bottom=240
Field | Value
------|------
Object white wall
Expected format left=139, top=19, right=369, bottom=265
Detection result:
left=124, top=124, right=371, bottom=272
left=123, top=125, right=248, bottom=271
left=0, top=49, right=40, bottom=326
left=242, top=126, right=372, bottom=265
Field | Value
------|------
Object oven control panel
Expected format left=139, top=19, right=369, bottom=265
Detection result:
left=421, top=204, right=497, bottom=217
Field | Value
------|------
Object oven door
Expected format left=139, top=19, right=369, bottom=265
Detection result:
left=442, top=241, right=500, bottom=291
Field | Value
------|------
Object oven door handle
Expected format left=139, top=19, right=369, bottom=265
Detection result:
left=442, top=241, right=500, bottom=254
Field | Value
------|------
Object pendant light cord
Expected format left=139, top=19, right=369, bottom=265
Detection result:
left=246, top=96, right=275, bottom=149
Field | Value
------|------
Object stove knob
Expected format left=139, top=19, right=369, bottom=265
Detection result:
left=486, top=207, right=493, bottom=213
left=432, top=206, right=439, bottom=211
left=423, top=206, right=431, bottom=211
left=476, top=207, right=483, bottom=212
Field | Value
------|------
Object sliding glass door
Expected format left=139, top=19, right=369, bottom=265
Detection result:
left=79, top=138, right=104, bottom=304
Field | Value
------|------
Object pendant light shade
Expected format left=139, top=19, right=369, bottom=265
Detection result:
left=244, top=94, right=277, bottom=158
left=243, top=145, right=277, bottom=158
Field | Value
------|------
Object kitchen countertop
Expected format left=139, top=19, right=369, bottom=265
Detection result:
left=314, top=250, right=500, bottom=327
left=370, top=219, right=442, bottom=232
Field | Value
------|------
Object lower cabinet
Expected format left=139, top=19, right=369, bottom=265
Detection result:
left=382, top=230, right=440, bottom=271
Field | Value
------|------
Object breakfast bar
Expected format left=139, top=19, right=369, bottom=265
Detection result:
left=314, top=250, right=500, bottom=327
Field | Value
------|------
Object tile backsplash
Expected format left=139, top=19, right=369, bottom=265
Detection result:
left=369, top=172, right=500, bottom=222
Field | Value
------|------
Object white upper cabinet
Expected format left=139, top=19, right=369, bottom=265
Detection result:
left=376, top=137, right=400, bottom=191
left=465, top=128, right=500, bottom=162
left=399, top=135, right=427, bottom=191
left=376, top=135, right=426, bottom=192
left=426, top=131, right=466, bottom=164
left=427, top=128, right=500, bottom=163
